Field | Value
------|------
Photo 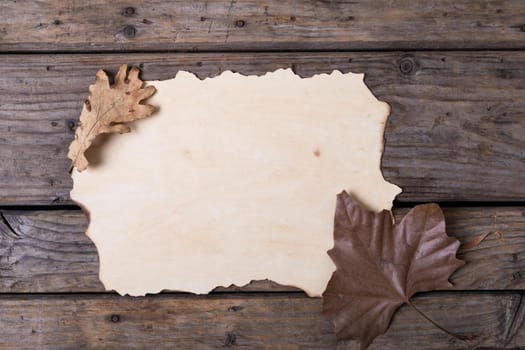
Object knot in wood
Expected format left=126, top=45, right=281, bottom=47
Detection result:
left=123, top=7, right=135, bottom=16
left=223, top=333, right=237, bottom=347
left=110, top=314, right=120, bottom=323
left=227, top=305, right=243, bottom=312
left=234, top=19, right=246, bottom=28
left=399, top=56, right=416, bottom=75
left=122, top=25, right=137, bottom=38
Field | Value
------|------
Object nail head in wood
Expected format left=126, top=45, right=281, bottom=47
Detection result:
left=67, top=120, right=78, bottom=131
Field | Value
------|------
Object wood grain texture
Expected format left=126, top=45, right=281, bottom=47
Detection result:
left=0, top=292, right=523, bottom=349
left=0, top=210, right=103, bottom=292
left=1, top=2, right=523, bottom=349
left=1, top=207, right=523, bottom=293
left=1, top=52, right=524, bottom=205
left=2, top=1, right=525, bottom=52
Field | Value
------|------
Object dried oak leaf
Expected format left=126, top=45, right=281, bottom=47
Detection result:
left=323, top=191, right=464, bottom=349
left=68, top=64, right=156, bottom=171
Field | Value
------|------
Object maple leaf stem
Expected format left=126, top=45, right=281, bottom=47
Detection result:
left=407, top=301, right=473, bottom=342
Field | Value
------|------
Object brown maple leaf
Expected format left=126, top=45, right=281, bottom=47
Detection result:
left=68, top=64, right=156, bottom=171
left=323, top=191, right=464, bottom=349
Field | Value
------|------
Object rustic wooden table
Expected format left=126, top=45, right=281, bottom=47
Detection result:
left=1, top=1, right=524, bottom=349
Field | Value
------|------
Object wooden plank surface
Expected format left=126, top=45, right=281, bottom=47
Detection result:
left=0, top=292, right=523, bottom=349
left=1, top=52, right=524, bottom=205
left=2, top=1, right=525, bottom=52
left=1, top=207, right=523, bottom=293
left=1, top=2, right=524, bottom=349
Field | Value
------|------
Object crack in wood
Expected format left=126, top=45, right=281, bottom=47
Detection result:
left=224, top=0, right=237, bottom=43
left=503, top=293, right=525, bottom=346
left=0, top=212, right=21, bottom=239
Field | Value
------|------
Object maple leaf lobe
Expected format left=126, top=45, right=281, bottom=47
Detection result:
left=322, top=191, right=464, bottom=348
left=68, top=64, right=157, bottom=171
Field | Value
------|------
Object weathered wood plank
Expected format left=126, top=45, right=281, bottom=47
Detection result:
left=0, top=292, right=522, bottom=349
left=0, top=210, right=103, bottom=292
left=1, top=207, right=523, bottom=293
left=0, top=52, right=524, bottom=205
left=1, top=1, right=525, bottom=52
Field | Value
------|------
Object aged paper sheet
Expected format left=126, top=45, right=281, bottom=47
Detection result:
left=71, top=69, right=401, bottom=296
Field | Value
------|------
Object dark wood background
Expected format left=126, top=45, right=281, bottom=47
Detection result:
left=1, top=1, right=524, bottom=349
